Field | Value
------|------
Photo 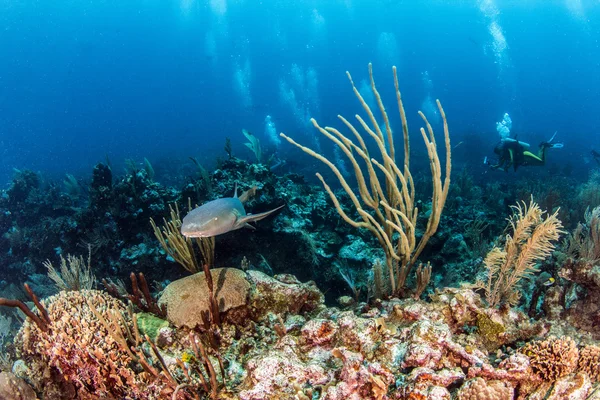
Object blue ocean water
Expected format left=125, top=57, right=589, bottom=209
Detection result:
left=0, top=0, right=599, bottom=184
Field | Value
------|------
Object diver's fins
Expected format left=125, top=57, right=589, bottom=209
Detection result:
left=540, top=141, right=564, bottom=149
left=540, top=132, right=563, bottom=149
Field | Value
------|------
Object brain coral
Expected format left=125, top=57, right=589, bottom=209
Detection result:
left=521, top=336, right=579, bottom=381
left=15, top=289, right=145, bottom=398
left=158, top=267, right=251, bottom=328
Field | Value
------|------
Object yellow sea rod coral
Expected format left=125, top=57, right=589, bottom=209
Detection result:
left=521, top=336, right=579, bottom=381
left=15, top=290, right=146, bottom=398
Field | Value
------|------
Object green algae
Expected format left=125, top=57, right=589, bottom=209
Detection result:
left=476, top=313, right=505, bottom=350
left=136, top=312, right=169, bottom=341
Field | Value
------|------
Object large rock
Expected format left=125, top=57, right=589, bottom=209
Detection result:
left=158, top=268, right=252, bottom=329
left=0, top=371, right=37, bottom=399
left=247, top=271, right=324, bottom=318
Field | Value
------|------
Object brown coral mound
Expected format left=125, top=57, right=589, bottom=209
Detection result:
left=158, top=267, right=251, bottom=328
left=0, top=371, right=36, bottom=399
left=521, top=336, right=579, bottom=381
left=16, top=289, right=144, bottom=398
left=578, top=344, right=600, bottom=382
left=456, top=377, right=514, bottom=400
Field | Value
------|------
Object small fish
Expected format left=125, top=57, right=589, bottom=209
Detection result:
left=181, top=351, right=195, bottom=364
left=543, top=277, right=555, bottom=287
left=181, top=186, right=284, bottom=238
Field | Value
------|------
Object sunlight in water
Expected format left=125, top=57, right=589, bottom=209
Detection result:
left=376, top=32, right=400, bottom=69
left=565, top=0, right=586, bottom=21
left=311, top=8, right=325, bottom=29
left=180, top=0, right=194, bottom=15
left=233, top=59, right=252, bottom=109
left=210, top=0, right=227, bottom=16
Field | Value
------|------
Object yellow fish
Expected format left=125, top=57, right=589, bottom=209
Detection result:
left=543, top=277, right=555, bottom=287
left=181, top=351, right=196, bottom=363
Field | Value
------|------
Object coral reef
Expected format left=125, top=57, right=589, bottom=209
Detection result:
left=7, top=273, right=599, bottom=399
left=521, top=336, right=579, bottom=381
left=16, top=290, right=146, bottom=398
left=0, top=80, right=600, bottom=398
left=456, top=378, right=513, bottom=400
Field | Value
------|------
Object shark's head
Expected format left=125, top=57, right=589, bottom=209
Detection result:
left=181, top=198, right=243, bottom=238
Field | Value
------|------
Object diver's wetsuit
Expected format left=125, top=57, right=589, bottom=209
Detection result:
left=490, top=138, right=553, bottom=172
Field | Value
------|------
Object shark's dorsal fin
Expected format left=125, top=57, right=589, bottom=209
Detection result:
left=239, top=186, right=258, bottom=204
left=233, top=183, right=238, bottom=198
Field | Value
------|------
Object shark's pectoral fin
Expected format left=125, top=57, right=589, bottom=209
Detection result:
left=242, top=223, right=256, bottom=230
left=236, top=204, right=285, bottom=228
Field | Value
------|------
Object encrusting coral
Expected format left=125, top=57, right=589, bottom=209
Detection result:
left=456, top=377, right=514, bottom=400
left=558, top=206, right=600, bottom=336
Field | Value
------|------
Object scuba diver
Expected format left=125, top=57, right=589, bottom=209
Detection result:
left=486, top=132, right=563, bottom=172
